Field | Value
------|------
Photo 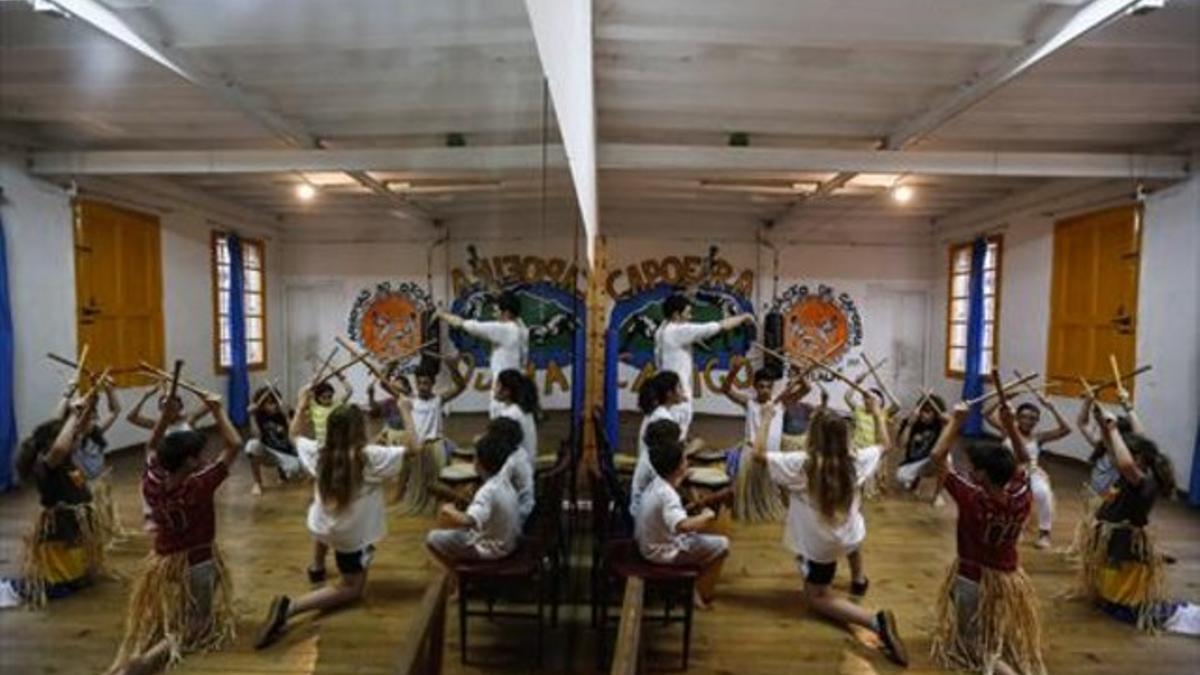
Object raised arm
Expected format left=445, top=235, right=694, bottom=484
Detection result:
left=186, top=402, right=212, bottom=427
left=53, top=378, right=79, bottom=420
left=202, top=392, right=244, bottom=467
left=867, top=395, right=893, bottom=454
left=392, top=394, right=419, bottom=450
left=1035, top=396, right=1071, bottom=444
left=127, top=385, right=161, bottom=430
left=440, top=353, right=474, bottom=403
left=1075, top=395, right=1100, bottom=447
left=1117, top=390, right=1146, bottom=435
left=45, top=402, right=90, bottom=469
left=94, top=379, right=121, bottom=434
left=930, top=402, right=969, bottom=475
left=1096, top=404, right=1144, bottom=485
left=720, top=360, right=750, bottom=408
left=436, top=310, right=465, bottom=330
left=289, top=384, right=314, bottom=442
left=334, top=372, right=354, bottom=405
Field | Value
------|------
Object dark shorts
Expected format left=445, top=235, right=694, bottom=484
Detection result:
left=801, top=558, right=837, bottom=585
left=334, top=545, right=375, bottom=575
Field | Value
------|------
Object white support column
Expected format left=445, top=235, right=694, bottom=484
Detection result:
left=524, top=0, right=599, bottom=267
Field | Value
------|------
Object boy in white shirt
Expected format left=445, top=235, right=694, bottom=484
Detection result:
left=426, top=433, right=521, bottom=563
left=636, top=433, right=729, bottom=609
left=439, top=291, right=529, bottom=405
left=487, top=416, right=536, bottom=525
left=752, top=397, right=908, bottom=667
left=654, top=293, right=754, bottom=412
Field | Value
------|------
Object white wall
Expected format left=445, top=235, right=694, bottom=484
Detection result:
left=2, top=156, right=286, bottom=453
left=926, top=176, right=1200, bottom=487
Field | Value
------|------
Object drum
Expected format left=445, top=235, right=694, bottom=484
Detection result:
left=690, top=448, right=728, bottom=465
left=439, top=463, right=479, bottom=485
left=451, top=445, right=476, bottom=461
left=686, top=467, right=732, bottom=490
left=535, top=454, right=558, bottom=472
left=613, top=454, right=638, bottom=474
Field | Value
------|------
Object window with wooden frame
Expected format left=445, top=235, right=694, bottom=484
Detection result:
left=212, top=232, right=267, bottom=373
left=945, top=236, right=1002, bottom=378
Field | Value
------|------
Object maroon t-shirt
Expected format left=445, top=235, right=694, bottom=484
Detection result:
left=142, top=455, right=229, bottom=561
left=943, top=468, right=1031, bottom=579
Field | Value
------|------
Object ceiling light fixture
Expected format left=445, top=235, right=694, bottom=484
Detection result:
left=891, top=184, right=914, bottom=204
left=295, top=183, right=317, bottom=201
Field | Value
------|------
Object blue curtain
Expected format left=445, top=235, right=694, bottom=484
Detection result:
left=226, top=234, right=250, bottom=427
left=0, top=217, right=15, bottom=490
left=961, top=237, right=988, bottom=435
left=570, top=291, right=586, bottom=436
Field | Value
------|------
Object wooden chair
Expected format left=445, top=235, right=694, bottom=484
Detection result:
left=530, top=456, right=571, bottom=626
left=598, top=538, right=699, bottom=670
left=590, top=448, right=633, bottom=628
left=451, top=536, right=547, bottom=667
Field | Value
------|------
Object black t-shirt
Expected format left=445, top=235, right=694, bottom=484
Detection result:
left=901, top=419, right=943, bottom=465
left=1097, top=473, right=1157, bottom=528
left=34, top=457, right=92, bottom=543
left=254, top=409, right=295, bottom=454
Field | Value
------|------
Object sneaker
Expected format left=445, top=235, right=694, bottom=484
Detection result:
left=876, top=609, right=909, bottom=667
left=850, top=577, right=870, bottom=597
left=250, top=483, right=263, bottom=497
left=1035, top=532, right=1052, bottom=550
left=307, top=566, right=326, bottom=584
left=254, top=595, right=291, bottom=649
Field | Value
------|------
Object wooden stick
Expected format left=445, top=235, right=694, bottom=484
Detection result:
left=312, top=346, right=340, bottom=383
left=1108, top=354, right=1127, bottom=398
left=73, top=344, right=90, bottom=386
left=990, top=369, right=1009, bottom=410
left=336, top=336, right=437, bottom=382
left=47, top=351, right=97, bottom=378
left=1011, top=369, right=1044, bottom=399
left=320, top=350, right=374, bottom=383
left=137, top=361, right=210, bottom=398
left=166, top=359, right=184, bottom=403
left=1088, top=364, right=1152, bottom=394
left=962, top=371, right=1040, bottom=407
left=861, top=353, right=901, bottom=409
left=754, top=343, right=870, bottom=396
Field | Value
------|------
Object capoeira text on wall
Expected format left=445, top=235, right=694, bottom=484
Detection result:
left=606, top=256, right=754, bottom=299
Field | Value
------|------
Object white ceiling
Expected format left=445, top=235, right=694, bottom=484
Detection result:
left=1, top=0, right=1196, bottom=233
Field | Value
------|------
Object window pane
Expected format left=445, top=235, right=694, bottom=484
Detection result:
left=951, top=274, right=969, bottom=298
left=982, top=348, right=994, bottom=368
left=950, top=298, right=969, bottom=322
left=247, top=340, right=264, bottom=364
left=949, top=348, right=966, bottom=373
left=950, top=322, right=967, bottom=348
left=953, top=248, right=971, bottom=273
left=245, top=270, right=262, bottom=293
left=215, top=238, right=229, bottom=264
left=218, top=264, right=231, bottom=290
left=983, top=322, right=994, bottom=348
left=985, top=243, right=998, bottom=269
left=244, top=292, right=262, bottom=316
left=984, top=296, right=996, bottom=321
left=219, top=316, right=230, bottom=341
left=218, top=293, right=229, bottom=316
left=983, top=270, right=996, bottom=295
left=220, top=341, right=232, bottom=367
left=246, top=317, right=263, bottom=340
left=243, top=243, right=262, bottom=270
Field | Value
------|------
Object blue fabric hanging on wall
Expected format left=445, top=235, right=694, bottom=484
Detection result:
left=226, top=234, right=250, bottom=427
left=0, top=217, right=16, bottom=491
left=570, top=289, right=586, bottom=437
left=961, top=237, right=988, bottom=435
left=1189, top=420, right=1200, bottom=507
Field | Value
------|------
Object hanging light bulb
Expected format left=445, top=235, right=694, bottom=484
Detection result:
left=295, top=183, right=317, bottom=201
left=892, top=184, right=914, bottom=204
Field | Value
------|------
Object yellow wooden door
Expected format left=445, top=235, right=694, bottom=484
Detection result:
left=74, top=200, right=165, bottom=387
left=1046, top=204, right=1140, bottom=401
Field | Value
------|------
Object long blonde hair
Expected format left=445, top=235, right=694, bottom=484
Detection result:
left=805, top=411, right=856, bottom=522
left=317, top=405, right=367, bottom=512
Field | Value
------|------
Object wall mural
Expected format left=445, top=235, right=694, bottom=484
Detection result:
left=346, top=281, right=433, bottom=369
left=449, top=248, right=584, bottom=395
left=768, top=283, right=864, bottom=379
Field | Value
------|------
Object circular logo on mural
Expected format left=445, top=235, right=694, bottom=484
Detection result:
left=771, top=284, right=862, bottom=373
left=347, top=282, right=433, bottom=364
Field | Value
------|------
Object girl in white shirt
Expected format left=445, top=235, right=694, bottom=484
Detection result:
left=439, top=291, right=529, bottom=406
left=752, top=396, right=909, bottom=667
left=489, top=369, right=541, bottom=523
left=254, top=384, right=417, bottom=649
left=629, top=371, right=693, bottom=519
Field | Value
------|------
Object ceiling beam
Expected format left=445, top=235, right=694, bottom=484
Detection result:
left=46, top=0, right=431, bottom=223
left=28, top=144, right=1189, bottom=179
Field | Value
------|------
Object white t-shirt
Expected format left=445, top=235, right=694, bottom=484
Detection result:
left=499, top=449, right=535, bottom=524
left=745, top=400, right=783, bottom=453
left=411, top=394, right=444, bottom=443
left=462, top=319, right=529, bottom=386
left=1005, top=437, right=1043, bottom=466
left=296, top=437, right=408, bottom=552
left=466, top=472, right=521, bottom=559
left=630, top=404, right=689, bottom=519
left=765, top=445, right=882, bottom=563
left=490, top=400, right=539, bottom=460
left=654, top=321, right=721, bottom=399
left=635, top=475, right=691, bottom=563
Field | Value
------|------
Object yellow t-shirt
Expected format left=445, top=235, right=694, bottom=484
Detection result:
left=851, top=406, right=878, bottom=450
left=310, top=403, right=334, bottom=445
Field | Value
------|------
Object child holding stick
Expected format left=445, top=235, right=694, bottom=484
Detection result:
left=245, top=384, right=302, bottom=496
left=928, top=398, right=1046, bottom=675
left=721, top=363, right=786, bottom=522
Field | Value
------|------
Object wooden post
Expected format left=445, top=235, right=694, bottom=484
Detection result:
left=611, top=576, right=645, bottom=675
left=582, top=235, right=608, bottom=474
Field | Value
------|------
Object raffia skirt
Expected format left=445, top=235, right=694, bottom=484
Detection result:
left=931, top=561, right=1047, bottom=675
left=1076, top=520, right=1168, bottom=632
left=733, top=444, right=786, bottom=523
left=112, top=545, right=236, bottom=668
left=394, top=439, right=446, bottom=515
left=21, top=502, right=113, bottom=607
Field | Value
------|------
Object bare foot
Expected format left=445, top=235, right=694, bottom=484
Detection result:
left=251, top=484, right=263, bottom=497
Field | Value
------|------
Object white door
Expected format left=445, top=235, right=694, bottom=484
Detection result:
left=285, top=281, right=345, bottom=401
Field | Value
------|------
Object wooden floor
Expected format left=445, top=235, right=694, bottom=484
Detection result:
left=2, top=412, right=1198, bottom=674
